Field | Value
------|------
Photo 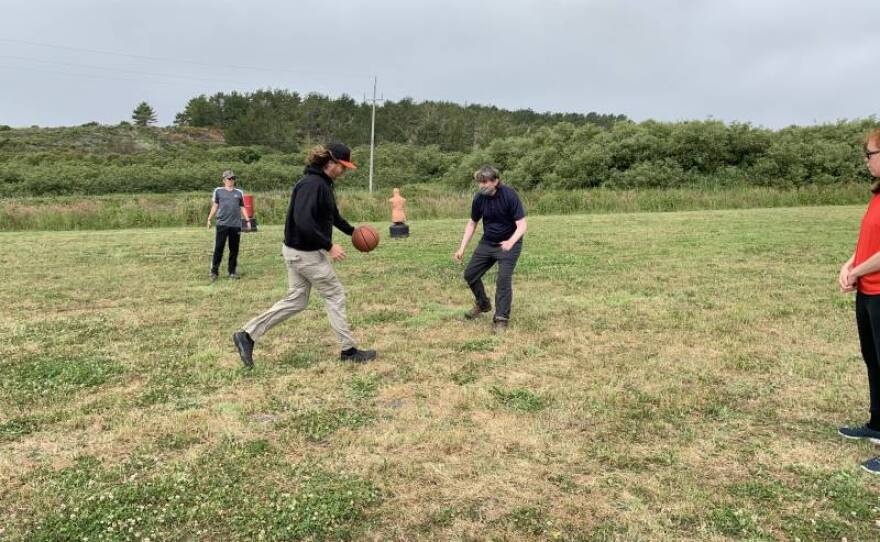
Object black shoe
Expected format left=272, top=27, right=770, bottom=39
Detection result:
left=233, top=331, right=254, bottom=369
left=340, top=348, right=377, bottom=363
left=863, top=457, right=880, bottom=474
left=492, top=318, right=509, bottom=334
left=464, top=302, right=492, bottom=319
left=839, top=424, right=880, bottom=443
left=210, top=272, right=218, bottom=283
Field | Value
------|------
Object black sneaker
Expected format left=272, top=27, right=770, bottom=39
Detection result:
left=838, top=424, right=880, bottom=442
left=340, top=348, right=377, bottom=363
left=464, top=303, right=492, bottom=319
left=862, top=457, right=880, bottom=474
left=210, top=272, right=218, bottom=283
left=233, top=331, right=254, bottom=369
left=492, top=319, right=508, bottom=334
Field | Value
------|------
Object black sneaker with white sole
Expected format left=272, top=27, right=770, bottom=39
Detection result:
left=838, top=424, right=880, bottom=442
left=233, top=331, right=254, bottom=369
left=862, top=457, right=880, bottom=474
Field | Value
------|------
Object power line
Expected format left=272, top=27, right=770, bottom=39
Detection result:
left=0, top=64, right=232, bottom=87
left=0, top=55, right=255, bottom=86
left=0, top=38, right=374, bottom=80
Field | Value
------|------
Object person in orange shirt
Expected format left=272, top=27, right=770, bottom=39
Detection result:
left=838, top=128, right=880, bottom=473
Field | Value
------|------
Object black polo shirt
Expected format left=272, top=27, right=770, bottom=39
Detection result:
left=470, top=184, right=526, bottom=244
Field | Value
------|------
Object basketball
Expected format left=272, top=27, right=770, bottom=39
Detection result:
left=352, top=225, right=380, bottom=252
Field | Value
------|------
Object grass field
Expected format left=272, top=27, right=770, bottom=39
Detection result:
left=2, top=206, right=879, bottom=540
left=0, top=183, right=870, bottom=231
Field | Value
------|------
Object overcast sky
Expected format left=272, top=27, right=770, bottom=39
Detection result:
left=2, top=0, right=878, bottom=129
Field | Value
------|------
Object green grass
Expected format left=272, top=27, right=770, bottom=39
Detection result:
left=2, top=207, right=880, bottom=540
left=0, top=183, right=871, bottom=231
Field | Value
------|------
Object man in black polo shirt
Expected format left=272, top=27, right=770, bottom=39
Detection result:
left=453, top=165, right=527, bottom=334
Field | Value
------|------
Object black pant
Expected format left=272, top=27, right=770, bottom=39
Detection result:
left=856, top=291, right=880, bottom=425
left=212, top=225, right=241, bottom=275
left=463, top=240, right=522, bottom=321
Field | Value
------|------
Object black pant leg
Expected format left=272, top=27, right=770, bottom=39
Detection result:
left=494, top=241, right=522, bottom=320
left=211, top=226, right=229, bottom=274
left=857, top=292, right=880, bottom=425
left=463, top=242, right=496, bottom=309
left=227, top=228, right=241, bottom=274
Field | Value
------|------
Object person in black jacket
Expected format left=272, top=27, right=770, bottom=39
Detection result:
left=233, top=143, right=377, bottom=368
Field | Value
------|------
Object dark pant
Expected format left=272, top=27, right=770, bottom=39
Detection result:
left=463, top=240, right=522, bottom=321
left=856, top=291, right=880, bottom=426
left=212, top=225, right=241, bottom=275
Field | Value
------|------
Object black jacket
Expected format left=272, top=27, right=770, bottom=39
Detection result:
left=284, top=166, right=354, bottom=251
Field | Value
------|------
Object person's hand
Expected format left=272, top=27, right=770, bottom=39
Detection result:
left=839, top=262, right=856, bottom=292
left=843, top=270, right=858, bottom=292
left=206, top=218, right=212, bottom=229
left=500, top=239, right=515, bottom=251
left=329, top=244, right=346, bottom=262
left=838, top=263, right=850, bottom=290
left=453, top=249, right=464, bottom=264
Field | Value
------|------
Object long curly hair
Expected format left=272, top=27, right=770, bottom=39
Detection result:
left=306, top=145, right=333, bottom=169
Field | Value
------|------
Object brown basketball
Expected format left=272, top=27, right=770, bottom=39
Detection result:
left=351, top=225, right=380, bottom=252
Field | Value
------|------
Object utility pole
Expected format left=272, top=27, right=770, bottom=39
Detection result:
left=368, top=76, right=377, bottom=194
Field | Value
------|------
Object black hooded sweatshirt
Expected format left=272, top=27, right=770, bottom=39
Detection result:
left=284, top=166, right=354, bottom=251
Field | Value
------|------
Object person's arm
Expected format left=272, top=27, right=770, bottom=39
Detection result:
left=240, top=202, right=251, bottom=227
left=500, top=218, right=527, bottom=251
left=499, top=188, right=527, bottom=251
left=839, top=253, right=855, bottom=291
left=332, top=203, right=355, bottom=236
left=848, top=252, right=880, bottom=289
left=207, top=191, right=218, bottom=228
left=453, top=219, right=479, bottom=263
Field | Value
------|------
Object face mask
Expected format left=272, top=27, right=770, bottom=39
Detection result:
left=478, top=185, right=496, bottom=196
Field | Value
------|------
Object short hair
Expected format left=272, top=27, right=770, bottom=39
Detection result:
left=867, top=128, right=880, bottom=151
left=868, top=129, right=880, bottom=194
left=473, top=165, right=500, bottom=183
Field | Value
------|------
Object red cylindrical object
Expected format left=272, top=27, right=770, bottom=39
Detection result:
left=243, top=194, right=254, bottom=219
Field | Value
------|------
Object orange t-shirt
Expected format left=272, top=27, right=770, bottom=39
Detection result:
left=855, top=194, right=880, bottom=294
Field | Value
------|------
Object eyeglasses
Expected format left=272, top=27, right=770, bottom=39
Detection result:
left=477, top=178, right=496, bottom=184
left=866, top=149, right=880, bottom=159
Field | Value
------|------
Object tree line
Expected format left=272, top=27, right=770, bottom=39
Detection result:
left=172, top=89, right=627, bottom=152
left=1, top=114, right=877, bottom=197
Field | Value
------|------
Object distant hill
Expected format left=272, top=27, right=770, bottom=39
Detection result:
left=0, top=124, right=225, bottom=155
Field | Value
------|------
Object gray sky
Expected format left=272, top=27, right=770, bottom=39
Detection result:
left=2, top=0, right=878, bottom=128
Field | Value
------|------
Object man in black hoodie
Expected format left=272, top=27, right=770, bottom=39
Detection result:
left=233, top=142, right=377, bottom=368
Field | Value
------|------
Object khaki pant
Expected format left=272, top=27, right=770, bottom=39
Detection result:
left=243, top=244, right=356, bottom=351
